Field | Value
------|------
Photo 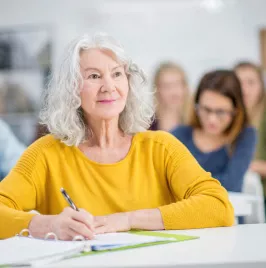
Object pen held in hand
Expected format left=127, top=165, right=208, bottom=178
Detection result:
left=60, top=188, right=79, bottom=211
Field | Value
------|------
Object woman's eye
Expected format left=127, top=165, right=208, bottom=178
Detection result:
left=88, top=74, right=100, bottom=79
left=114, top=72, right=122, bottom=77
left=217, top=110, right=226, bottom=116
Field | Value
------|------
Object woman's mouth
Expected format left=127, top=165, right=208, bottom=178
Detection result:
left=98, top=99, right=116, bottom=103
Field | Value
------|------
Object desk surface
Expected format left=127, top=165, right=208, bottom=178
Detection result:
left=51, top=224, right=266, bottom=268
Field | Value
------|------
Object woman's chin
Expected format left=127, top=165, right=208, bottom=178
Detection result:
left=96, top=112, right=121, bottom=121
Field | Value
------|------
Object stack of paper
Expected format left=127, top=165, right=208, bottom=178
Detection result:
left=0, top=232, right=175, bottom=266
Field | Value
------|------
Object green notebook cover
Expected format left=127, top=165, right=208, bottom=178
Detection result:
left=0, top=231, right=199, bottom=267
left=77, top=230, right=199, bottom=257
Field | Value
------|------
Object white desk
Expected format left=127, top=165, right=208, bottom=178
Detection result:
left=50, top=224, right=266, bottom=268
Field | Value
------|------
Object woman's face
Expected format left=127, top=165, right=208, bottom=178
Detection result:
left=79, top=49, right=129, bottom=121
left=197, top=90, right=235, bottom=136
left=157, top=70, right=187, bottom=110
left=235, top=67, right=262, bottom=111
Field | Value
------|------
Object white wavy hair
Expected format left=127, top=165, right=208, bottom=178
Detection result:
left=40, top=33, right=155, bottom=146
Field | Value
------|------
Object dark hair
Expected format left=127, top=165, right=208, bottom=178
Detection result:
left=189, top=69, right=249, bottom=145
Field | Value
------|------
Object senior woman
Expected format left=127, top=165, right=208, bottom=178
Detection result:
left=0, top=33, right=234, bottom=240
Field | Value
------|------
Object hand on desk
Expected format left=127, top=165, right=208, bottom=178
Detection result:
left=28, top=207, right=94, bottom=240
left=94, top=212, right=131, bottom=234
left=93, top=209, right=164, bottom=234
left=28, top=208, right=163, bottom=239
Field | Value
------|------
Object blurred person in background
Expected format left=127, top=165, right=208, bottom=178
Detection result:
left=0, top=119, right=25, bottom=181
left=0, top=81, right=35, bottom=114
left=0, top=33, right=234, bottom=240
left=234, top=62, right=265, bottom=127
left=150, top=62, right=189, bottom=131
left=234, top=61, right=266, bottom=210
left=171, top=70, right=257, bottom=192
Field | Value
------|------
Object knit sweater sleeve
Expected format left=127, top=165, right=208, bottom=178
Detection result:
left=0, top=137, right=50, bottom=239
left=157, top=132, right=234, bottom=229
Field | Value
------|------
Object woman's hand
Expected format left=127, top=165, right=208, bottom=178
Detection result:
left=29, top=207, right=94, bottom=240
left=250, top=160, right=266, bottom=177
left=94, top=212, right=131, bottom=234
left=93, top=209, right=164, bottom=234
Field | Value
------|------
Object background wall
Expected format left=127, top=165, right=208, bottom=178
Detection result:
left=0, top=0, right=266, bottom=143
left=1, top=0, right=266, bottom=88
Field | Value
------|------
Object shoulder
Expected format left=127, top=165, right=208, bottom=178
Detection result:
left=135, top=130, right=187, bottom=153
left=13, top=135, right=64, bottom=176
left=135, top=130, right=176, bottom=143
left=171, top=125, right=192, bottom=139
left=29, top=134, right=63, bottom=152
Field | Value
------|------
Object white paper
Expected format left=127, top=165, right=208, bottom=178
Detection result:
left=86, top=232, right=173, bottom=245
left=0, top=236, right=86, bottom=266
left=0, top=232, right=173, bottom=266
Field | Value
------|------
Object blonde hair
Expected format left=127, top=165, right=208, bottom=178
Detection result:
left=234, top=61, right=265, bottom=128
left=153, top=62, right=189, bottom=123
left=40, top=33, right=155, bottom=146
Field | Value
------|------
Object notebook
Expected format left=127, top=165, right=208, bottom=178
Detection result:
left=0, top=232, right=179, bottom=266
left=81, top=230, right=199, bottom=256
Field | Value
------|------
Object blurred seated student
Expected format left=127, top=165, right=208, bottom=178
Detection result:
left=0, top=33, right=234, bottom=240
left=0, top=119, right=25, bottom=181
left=234, top=61, right=266, bottom=205
left=150, top=62, right=189, bottom=131
left=171, top=70, right=257, bottom=192
left=234, top=62, right=265, bottom=128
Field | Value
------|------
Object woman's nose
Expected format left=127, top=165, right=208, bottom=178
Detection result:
left=101, top=76, right=115, bottom=92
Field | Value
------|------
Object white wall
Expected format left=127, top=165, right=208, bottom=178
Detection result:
left=1, top=0, right=266, bottom=88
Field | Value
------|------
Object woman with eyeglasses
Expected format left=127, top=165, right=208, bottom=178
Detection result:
left=171, top=70, right=257, bottom=192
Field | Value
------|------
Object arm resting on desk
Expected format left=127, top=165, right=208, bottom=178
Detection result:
left=0, top=142, right=47, bottom=239
left=95, top=133, right=235, bottom=232
left=158, top=133, right=235, bottom=230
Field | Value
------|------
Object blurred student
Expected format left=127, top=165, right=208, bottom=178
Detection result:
left=0, top=119, right=25, bottom=180
left=171, top=70, right=257, bottom=192
left=150, top=62, right=189, bottom=131
left=234, top=61, right=266, bottom=203
left=234, top=62, right=265, bottom=127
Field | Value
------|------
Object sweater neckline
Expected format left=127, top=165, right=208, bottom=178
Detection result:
left=72, top=133, right=139, bottom=166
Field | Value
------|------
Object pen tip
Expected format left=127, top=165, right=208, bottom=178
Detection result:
left=60, top=187, right=64, bottom=192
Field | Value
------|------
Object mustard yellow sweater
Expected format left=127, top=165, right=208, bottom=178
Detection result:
left=0, top=131, right=234, bottom=239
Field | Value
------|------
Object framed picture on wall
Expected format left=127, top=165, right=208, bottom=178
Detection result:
left=0, top=26, right=52, bottom=145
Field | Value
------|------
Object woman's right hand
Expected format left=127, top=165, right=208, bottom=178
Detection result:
left=28, top=207, right=94, bottom=240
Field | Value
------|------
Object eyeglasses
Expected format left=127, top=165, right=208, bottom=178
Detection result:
left=195, top=104, right=235, bottom=120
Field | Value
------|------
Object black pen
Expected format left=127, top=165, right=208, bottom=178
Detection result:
left=60, top=188, right=79, bottom=211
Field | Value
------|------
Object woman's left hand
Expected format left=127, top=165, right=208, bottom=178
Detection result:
left=93, top=212, right=131, bottom=234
